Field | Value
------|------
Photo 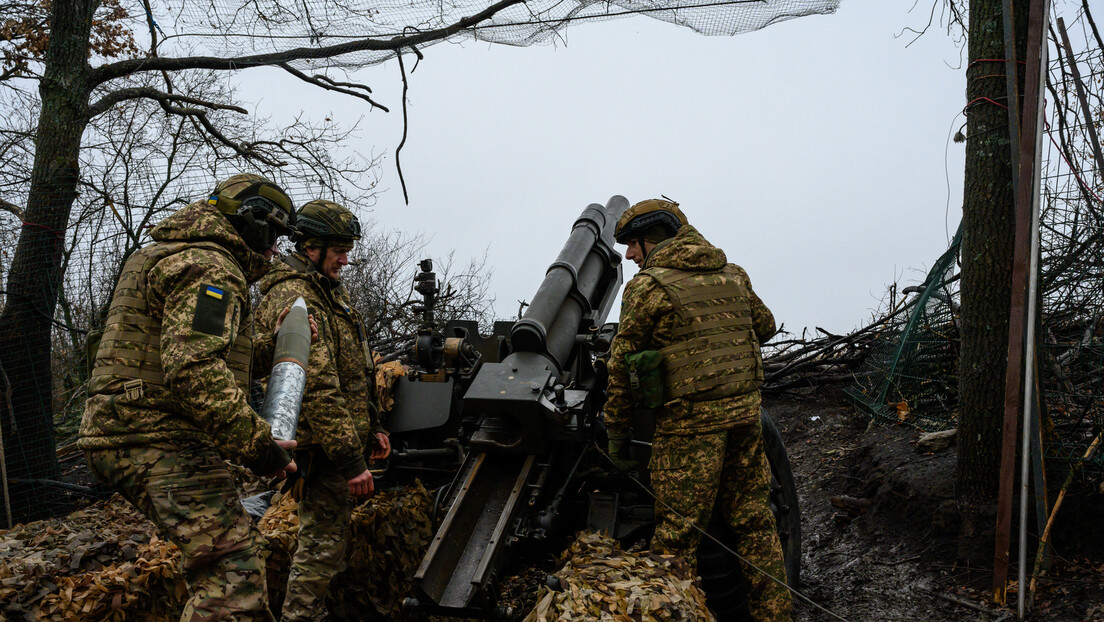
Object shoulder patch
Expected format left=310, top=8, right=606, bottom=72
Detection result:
left=193, top=283, right=230, bottom=335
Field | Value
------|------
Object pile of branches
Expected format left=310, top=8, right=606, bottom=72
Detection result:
left=761, top=304, right=911, bottom=393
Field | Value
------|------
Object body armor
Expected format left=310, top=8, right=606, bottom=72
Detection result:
left=89, top=241, right=253, bottom=399
left=643, top=264, right=762, bottom=401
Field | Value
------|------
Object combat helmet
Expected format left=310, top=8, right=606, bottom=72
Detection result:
left=614, top=198, right=688, bottom=244
left=208, top=174, right=296, bottom=253
left=295, top=199, right=362, bottom=246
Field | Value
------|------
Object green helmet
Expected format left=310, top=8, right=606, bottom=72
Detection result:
left=208, top=174, right=296, bottom=252
left=295, top=199, right=362, bottom=245
left=614, top=198, right=688, bottom=244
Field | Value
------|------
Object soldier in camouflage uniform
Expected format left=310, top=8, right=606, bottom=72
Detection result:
left=79, top=174, right=301, bottom=622
left=255, top=199, right=389, bottom=622
left=604, top=199, right=792, bottom=622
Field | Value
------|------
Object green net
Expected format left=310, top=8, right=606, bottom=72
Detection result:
left=845, top=227, right=961, bottom=432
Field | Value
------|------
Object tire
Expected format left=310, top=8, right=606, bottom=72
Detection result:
left=761, top=408, right=802, bottom=587
left=697, top=409, right=802, bottom=621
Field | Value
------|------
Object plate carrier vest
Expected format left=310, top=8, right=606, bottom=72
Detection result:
left=642, top=264, right=763, bottom=401
left=89, top=241, right=253, bottom=398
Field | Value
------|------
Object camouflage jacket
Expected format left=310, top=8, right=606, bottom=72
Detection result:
left=255, top=252, right=380, bottom=480
left=330, top=285, right=383, bottom=438
left=605, top=225, right=776, bottom=436
left=79, top=201, right=290, bottom=475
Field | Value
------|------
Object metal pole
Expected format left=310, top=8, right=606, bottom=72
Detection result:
left=995, top=0, right=1048, bottom=606
left=1018, top=21, right=1048, bottom=616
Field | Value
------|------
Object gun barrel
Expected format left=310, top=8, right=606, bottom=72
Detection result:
left=511, top=196, right=628, bottom=371
left=261, top=297, right=310, bottom=440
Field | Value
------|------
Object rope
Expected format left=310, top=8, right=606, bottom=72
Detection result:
left=594, top=442, right=852, bottom=622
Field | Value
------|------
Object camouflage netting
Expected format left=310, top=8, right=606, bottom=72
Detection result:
left=156, top=0, right=840, bottom=68
left=523, top=532, right=713, bottom=621
left=0, top=483, right=435, bottom=621
left=260, top=482, right=436, bottom=621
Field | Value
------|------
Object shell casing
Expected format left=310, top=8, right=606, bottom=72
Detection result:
left=260, top=297, right=310, bottom=440
left=261, top=362, right=307, bottom=440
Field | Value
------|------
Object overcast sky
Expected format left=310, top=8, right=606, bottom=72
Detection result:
left=242, top=1, right=968, bottom=336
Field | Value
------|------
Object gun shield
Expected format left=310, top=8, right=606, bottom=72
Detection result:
left=261, top=297, right=310, bottom=440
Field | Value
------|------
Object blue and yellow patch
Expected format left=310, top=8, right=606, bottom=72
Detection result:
left=204, top=285, right=225, bottom=300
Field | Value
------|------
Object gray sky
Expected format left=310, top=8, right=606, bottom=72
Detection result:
left=243, top=1, right=967, bottom=336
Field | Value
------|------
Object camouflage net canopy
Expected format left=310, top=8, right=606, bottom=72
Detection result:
left=155, top=0, right=840, bottom=67
left=847, top=22, right=1104, bottom=475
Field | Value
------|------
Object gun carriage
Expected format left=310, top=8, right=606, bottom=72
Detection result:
left=382, top=196, right=800, bottom=620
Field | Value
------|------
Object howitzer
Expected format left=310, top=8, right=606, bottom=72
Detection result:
left=386, top=196, right=800, bottom=620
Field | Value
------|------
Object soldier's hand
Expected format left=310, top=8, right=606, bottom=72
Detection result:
left=275, top=307, right=320, bottom=344
left=307, top=314, right=319, bottom=343
left=606, top=432, right=639, bottom=472
left=369, top=432, right=391, bottom=460
left=348, top=468, right=375, bottom=498
left=267, top=439, right=298, bottom=479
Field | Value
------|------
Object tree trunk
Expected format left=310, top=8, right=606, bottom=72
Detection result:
left=0, top=0, right=97, bottom=524
left=955, top=0, right=1028, bottom=561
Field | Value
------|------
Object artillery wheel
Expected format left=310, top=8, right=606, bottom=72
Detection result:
left=762, top=408, right=801, bottom=586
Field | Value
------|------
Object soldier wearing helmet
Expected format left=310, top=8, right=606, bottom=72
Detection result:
left=255, top=199, right=388, bottom=622
left=605, top=198, right=792, bottom=621
left=80, top=174, right=300, bottom=621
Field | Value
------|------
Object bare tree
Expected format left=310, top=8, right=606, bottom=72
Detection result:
left=338, top=228, right=495, bottom=357
left=0, top=0, right=524, bottom=521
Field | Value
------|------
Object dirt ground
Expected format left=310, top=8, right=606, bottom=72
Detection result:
left=768, top=386, right=1104, bottom=622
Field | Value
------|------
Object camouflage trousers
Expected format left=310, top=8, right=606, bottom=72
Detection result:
left=649, top=420, right=792, bottom=622
left=280, top=454, right=353, bottom=622
left=85, top=442, right=274, bottom=622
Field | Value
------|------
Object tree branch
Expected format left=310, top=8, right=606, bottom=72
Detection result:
left=89, top=0, right=524, bottom=86
left=0, top=198, right=23, bottom=219
left=170, top=105, right=284, bottom=167
left=396, top=50, right=410, bottom=205
left=87, top=86, right=248, bottom=118
left=277, top=64, right=389, bottom=112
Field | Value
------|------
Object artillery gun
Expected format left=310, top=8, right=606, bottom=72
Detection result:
left=383, top=196, right=800, bottom=620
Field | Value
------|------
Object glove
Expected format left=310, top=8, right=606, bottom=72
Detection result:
left=607, top=432, right=639, bottom=472
left=280, top=451, right=312, bottom=502
left=282, top=473, right=306, bottom=502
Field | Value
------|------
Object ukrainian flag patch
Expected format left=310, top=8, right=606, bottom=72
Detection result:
left=194, top=283, right=230, bottom=336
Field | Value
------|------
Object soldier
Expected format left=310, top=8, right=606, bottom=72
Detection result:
left=80, top=174, right=301, bottom=622
left=255, top=199, right=390, bottom=622
left=604, top=199, right=792, bottom=621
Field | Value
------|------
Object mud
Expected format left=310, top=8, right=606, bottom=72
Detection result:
left=769, top=386, right=1104, bottom=622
